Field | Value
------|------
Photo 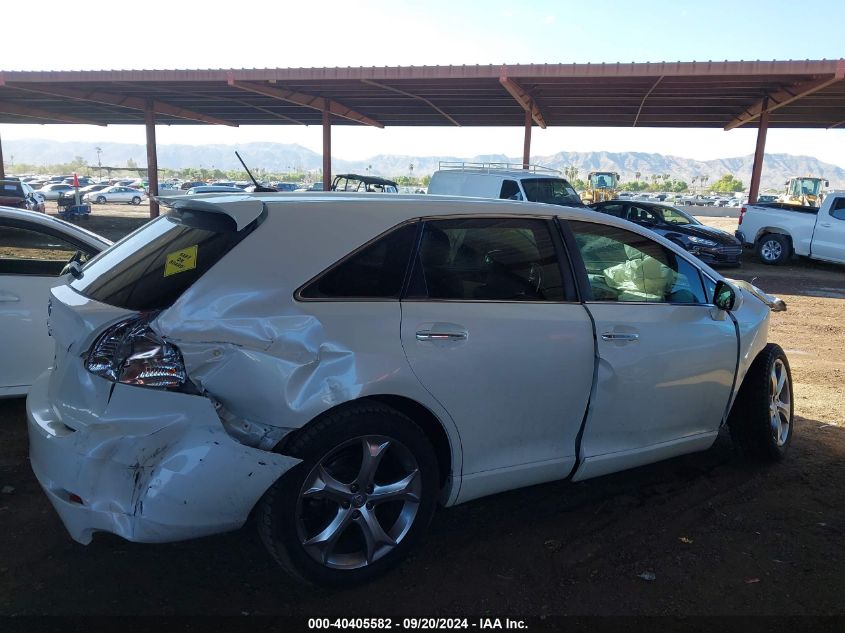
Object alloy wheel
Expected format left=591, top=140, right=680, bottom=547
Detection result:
left=760, top=239, right=782, bottom=262
left=296, top=435, right=422, bottom=570
left=769, top=358, right=791, bottom=446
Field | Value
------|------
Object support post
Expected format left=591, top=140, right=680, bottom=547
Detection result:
left=522, top=108, right=532, bottom=169
left=747, top=98, right=769, bottom=205
left=0, top=131, right=5, bottom=180
left=144, top=102, right=160, bottom=218
left=322, top=105, right=332, bottom=191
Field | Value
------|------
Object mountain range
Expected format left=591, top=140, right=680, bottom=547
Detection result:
left=5, top=138, right=844, bottom=190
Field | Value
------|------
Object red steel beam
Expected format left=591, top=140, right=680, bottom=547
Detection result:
left=522, top=109, right=532, bottom=169
left=725, top=61, right=845, bottom=130
left=228, top=78, right=383, bottom=128
left=0, top=60, right=838, bottom=84
left=322, top=107, right=331, bottom=191
left=499, top=74, right=547, bottom=128
left=5, top=84, right=237, bottom=127
left=747, top=100, right=769, bottom=205
left=0, top=100, right=105, bottom=125
left=145, top=103, right=160, bottom=219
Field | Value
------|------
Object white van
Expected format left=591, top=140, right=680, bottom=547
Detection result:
left=427, top=162, right=584, bottom=207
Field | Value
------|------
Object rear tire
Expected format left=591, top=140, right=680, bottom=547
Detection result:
left=131, top=196, right=141, bottom=205
left=258, top=401, right=438, bottom=586
left=728, top=343, right=794, bottom=461
left=756, top=233, right=790, bottom=265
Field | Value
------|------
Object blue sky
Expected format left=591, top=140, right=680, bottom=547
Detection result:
left=3, top=0, right=845, bottom=167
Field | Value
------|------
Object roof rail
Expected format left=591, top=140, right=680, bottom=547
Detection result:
left=437, top=161, right=561, bottom=175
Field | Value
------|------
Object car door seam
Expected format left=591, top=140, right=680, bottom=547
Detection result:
left=720, top=311, right=742, bottom=427
left=566, top=303, right=600, bottom=480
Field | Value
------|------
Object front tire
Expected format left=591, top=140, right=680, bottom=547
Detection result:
left=258, top=402, right=438, bottom=586
left=96, top=195, right=106, bottom=204
left=131, top=196, right=141, bottom=205
left=756, top=233, right=790, bottom=265
left=728, top=343, right=794, bottom=461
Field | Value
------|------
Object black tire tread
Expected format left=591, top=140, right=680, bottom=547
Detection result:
left=257, top=401, right=436, bottom=586
left=756, top=233, right=790, bottom=266
left=728, top=343, right=793, bottom=461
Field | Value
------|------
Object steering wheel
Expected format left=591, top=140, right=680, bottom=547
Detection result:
left=527, top=262, right=543, bottom=294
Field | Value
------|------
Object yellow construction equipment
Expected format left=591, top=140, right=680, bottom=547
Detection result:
left=779, top=176, right=828, bottom=207
left=580, top=171, right=620, bottom=204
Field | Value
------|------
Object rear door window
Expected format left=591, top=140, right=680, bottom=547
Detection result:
left=71, top=209, right=258, bottom=311
left=298, top=222, right=418, bottom=299
left=406, top=218, right=571, bottom=301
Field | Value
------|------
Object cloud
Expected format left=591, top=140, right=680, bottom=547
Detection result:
left=543, top=15, right=556, bottom=24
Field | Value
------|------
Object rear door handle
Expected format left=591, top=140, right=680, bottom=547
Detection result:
left=601, top=332, right=639, bottom=342
left=0, top=291, right=20, bottom=303
left=416, top=330, right=468, bottom=342
left=819, top=222, right=832, bottom=228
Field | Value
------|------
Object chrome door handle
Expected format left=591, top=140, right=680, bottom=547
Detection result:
left=416, top=330, right=467, bottom=342
left=0, top=292, right=20, bottom=303
left=601, top=332, right=639, bottom=342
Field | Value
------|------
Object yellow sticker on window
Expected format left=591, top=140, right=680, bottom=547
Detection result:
left=164, top=245, right=198, bottom=277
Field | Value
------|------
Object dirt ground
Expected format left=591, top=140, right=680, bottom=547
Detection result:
left=0, top=206, right=843, bottom=616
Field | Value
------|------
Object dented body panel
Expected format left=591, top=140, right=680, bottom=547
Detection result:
left=27, top=371, right=297, bottom=544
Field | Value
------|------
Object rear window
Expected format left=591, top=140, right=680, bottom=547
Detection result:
left=71, top=209, right=259, bottom=311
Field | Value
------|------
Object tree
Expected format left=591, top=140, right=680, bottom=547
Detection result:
left=710, top=173, right=744, bottom=193
left=126, top=158, right=138, bottom=169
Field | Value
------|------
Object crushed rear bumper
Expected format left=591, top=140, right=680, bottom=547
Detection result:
left=27, top=369, right=298, bottom=545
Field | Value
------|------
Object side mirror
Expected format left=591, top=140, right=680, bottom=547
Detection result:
left=713, top=280, right=736, bottom=311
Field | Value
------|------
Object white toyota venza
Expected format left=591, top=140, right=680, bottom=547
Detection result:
left=27, top=193, right=793, bottom=585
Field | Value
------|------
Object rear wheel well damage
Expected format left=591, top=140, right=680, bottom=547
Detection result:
left=273, top=395, right=453, bottom=490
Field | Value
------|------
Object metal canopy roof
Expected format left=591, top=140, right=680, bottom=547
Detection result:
left=1, top=60, right=844, bottom=130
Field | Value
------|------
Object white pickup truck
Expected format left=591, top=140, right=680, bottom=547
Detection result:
left=735, top=192, right=845, bottom=265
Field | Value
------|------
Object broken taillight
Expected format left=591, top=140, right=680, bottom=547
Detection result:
left=86, top=315, right=187, bottom=389
left=738, top=206, right=746, bottom=225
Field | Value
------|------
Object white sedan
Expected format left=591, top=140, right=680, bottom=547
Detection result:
left=27, top=194, right=792, bottom=586
left=0, top=207, right=111, bottom=397
left=36, top=183, right=76, bottom=200
left=82, top=186, right=146, bottom=205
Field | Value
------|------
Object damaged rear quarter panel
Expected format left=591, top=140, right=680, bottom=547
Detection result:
left=152, top=203, right=462, bottom=497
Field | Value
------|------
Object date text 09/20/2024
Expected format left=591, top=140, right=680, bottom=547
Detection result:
left=307, top=618, right=528, bottom=630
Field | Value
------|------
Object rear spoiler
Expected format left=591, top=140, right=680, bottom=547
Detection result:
left=156, top=195, right=264, bottom=231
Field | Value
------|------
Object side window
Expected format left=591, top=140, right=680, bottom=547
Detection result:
left=499, top=180, right=522, bottom=201
left=831, top=197, right=845, bottom=220
left=0, top=224, right=83, bottom=276
left=628, top=205, right=661, bottom=224
left=298, top=223, right=418, bottom=299
left=597, top=203, right=626, bottom=218
left=407, top=218, right=567, bottom=301
left=568, top=220, right=706, bottom=304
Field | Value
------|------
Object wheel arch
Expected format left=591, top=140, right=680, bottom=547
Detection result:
left=275, top=394, right=455, bottom=492
left=755, top=228, right=793, bottom=250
